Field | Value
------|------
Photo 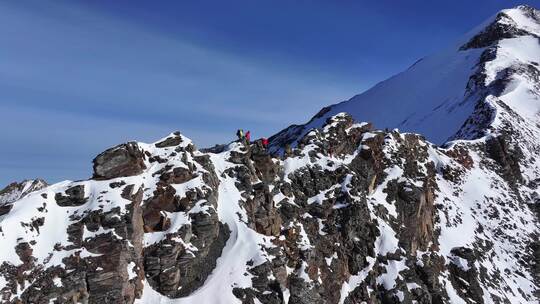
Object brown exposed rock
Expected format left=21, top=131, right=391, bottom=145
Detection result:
left=141, top=148, right=230, bottom=298
left=322, top=114, right=372, bottom=156
left=244, top=182, right=282, bottom=236
left=142, top=185, right=180, bottom=232
left=392, top=179, right=437, bottom=253
left=81, top=185, right=145, bottom=304
left=349, top=132, right=386, bottom=191
left=3, top=97, right=538, bottom=304
left=485, top=135, right=524, bottom=185
left=0, top=204, right=12, bottom=216
left=159, top=167, right=196, bottom=185
left=155, top=132, right=183, bottom=148
left=55, top=185, right=88, bottom=207
left=93, top=142, right=146, bottom=179
left=143, top=217, right=230, bottom=298
left=448, top=247, right=484, bottom=304
left=251, top=152, right=279, bottom=183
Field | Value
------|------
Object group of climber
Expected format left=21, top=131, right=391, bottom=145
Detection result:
left=234, top=130, right=339, bottom=159
left=236, top=129, right=269, bottom=150
left=234, top=128, right=340, bottom=159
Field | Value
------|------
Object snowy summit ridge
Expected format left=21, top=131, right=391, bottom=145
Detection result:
left=0, top=179, right=47, bottom=206
left=0, top=5, right=539, bottom=304
left=270, top=4, right=540, bottom=147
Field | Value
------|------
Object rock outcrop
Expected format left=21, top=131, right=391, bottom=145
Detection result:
left=459, top=9, right=535, bottom=50
left=0, top=179, right=47, bottom=205
left=1, top=110, right=538, bottom=303
left=0, top=179, right=47, bottom=217
left=93, top=142, right=147, bottom=179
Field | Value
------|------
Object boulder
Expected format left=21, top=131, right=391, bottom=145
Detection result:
left=93, top=142, right=146, bottom=179
left=55, top=185, right=87, bottom=207
left=155, top=132, right=183, bottom=148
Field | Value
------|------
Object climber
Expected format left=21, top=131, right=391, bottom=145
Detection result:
left=236, top=129, right=244, bottom=142
left=245, top=130, right=251, bottom=144
left=262, top=137, right=269, bottom=149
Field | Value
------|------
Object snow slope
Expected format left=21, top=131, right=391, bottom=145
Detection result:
left=270, top=5, right=540, bottom=147
left=0, top=179, right=47, bottom=205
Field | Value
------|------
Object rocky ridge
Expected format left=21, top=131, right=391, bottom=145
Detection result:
left=1, top=4, right=540, bottom=304
left=0, top=111, right=538, bottom=303
left=269, top=5, right=540, bottom=148
left=0, top=179, right=48, bottom=205
left=0, top=179, right=47, bottom=217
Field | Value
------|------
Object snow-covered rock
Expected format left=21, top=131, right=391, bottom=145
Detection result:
left=269, top=5, right=540, bottom=148
left=1, top=4, right=539, bottom=304
left=0, top=179, right=47, bottom=206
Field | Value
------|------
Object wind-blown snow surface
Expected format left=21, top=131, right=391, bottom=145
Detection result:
left=317, top=47, right=483, bottom=144
left=270, top=5, right=540, bottom=148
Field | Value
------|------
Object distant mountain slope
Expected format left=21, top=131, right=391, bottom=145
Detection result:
left=269, top=5, right=540, bottom=148
left=0, top=179, right=47, bottom=205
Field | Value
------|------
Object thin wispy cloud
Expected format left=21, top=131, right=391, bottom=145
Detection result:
left=3, top=0, right=535, bottom=185
left=0, top=2, right=359, bottom=184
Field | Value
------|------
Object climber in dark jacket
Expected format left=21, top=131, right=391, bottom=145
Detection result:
left=236, top=129, right=244, bottom=142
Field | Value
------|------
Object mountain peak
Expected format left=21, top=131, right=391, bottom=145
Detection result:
left=513, top=4, right=540, bottom=18
left=460, top=4, right=539, bottom=50
left=269, top=4, right=540, bottom=150
left=0, top=179, right=48, bottom=206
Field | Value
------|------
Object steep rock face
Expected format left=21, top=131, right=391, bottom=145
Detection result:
left=0, top=134, right=230, bottom=303
left=0, top=111, right=538, bottom=303
left=447, top=247, right=484, bottom=304
left=259, top=9, right=540, bottom=302
left=210, top=112, right=536, bottom=304
left=0, top=182, right=145, bottom=304
left=141, top=138, right=229, bottom=298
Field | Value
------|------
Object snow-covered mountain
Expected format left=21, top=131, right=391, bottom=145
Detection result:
left=0, top=179, right=47, bottom=205
left=0, top=5, right=539, bottom=304
left=270, top=5, right=540, bottom=147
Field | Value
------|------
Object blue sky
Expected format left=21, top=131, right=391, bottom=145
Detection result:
left=1, top=0, right=538, bottom=186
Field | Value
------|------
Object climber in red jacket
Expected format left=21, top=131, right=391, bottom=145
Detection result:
left=262, top=137, right=269, bottom=149
left=245, top=131, right=251, bottom=143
